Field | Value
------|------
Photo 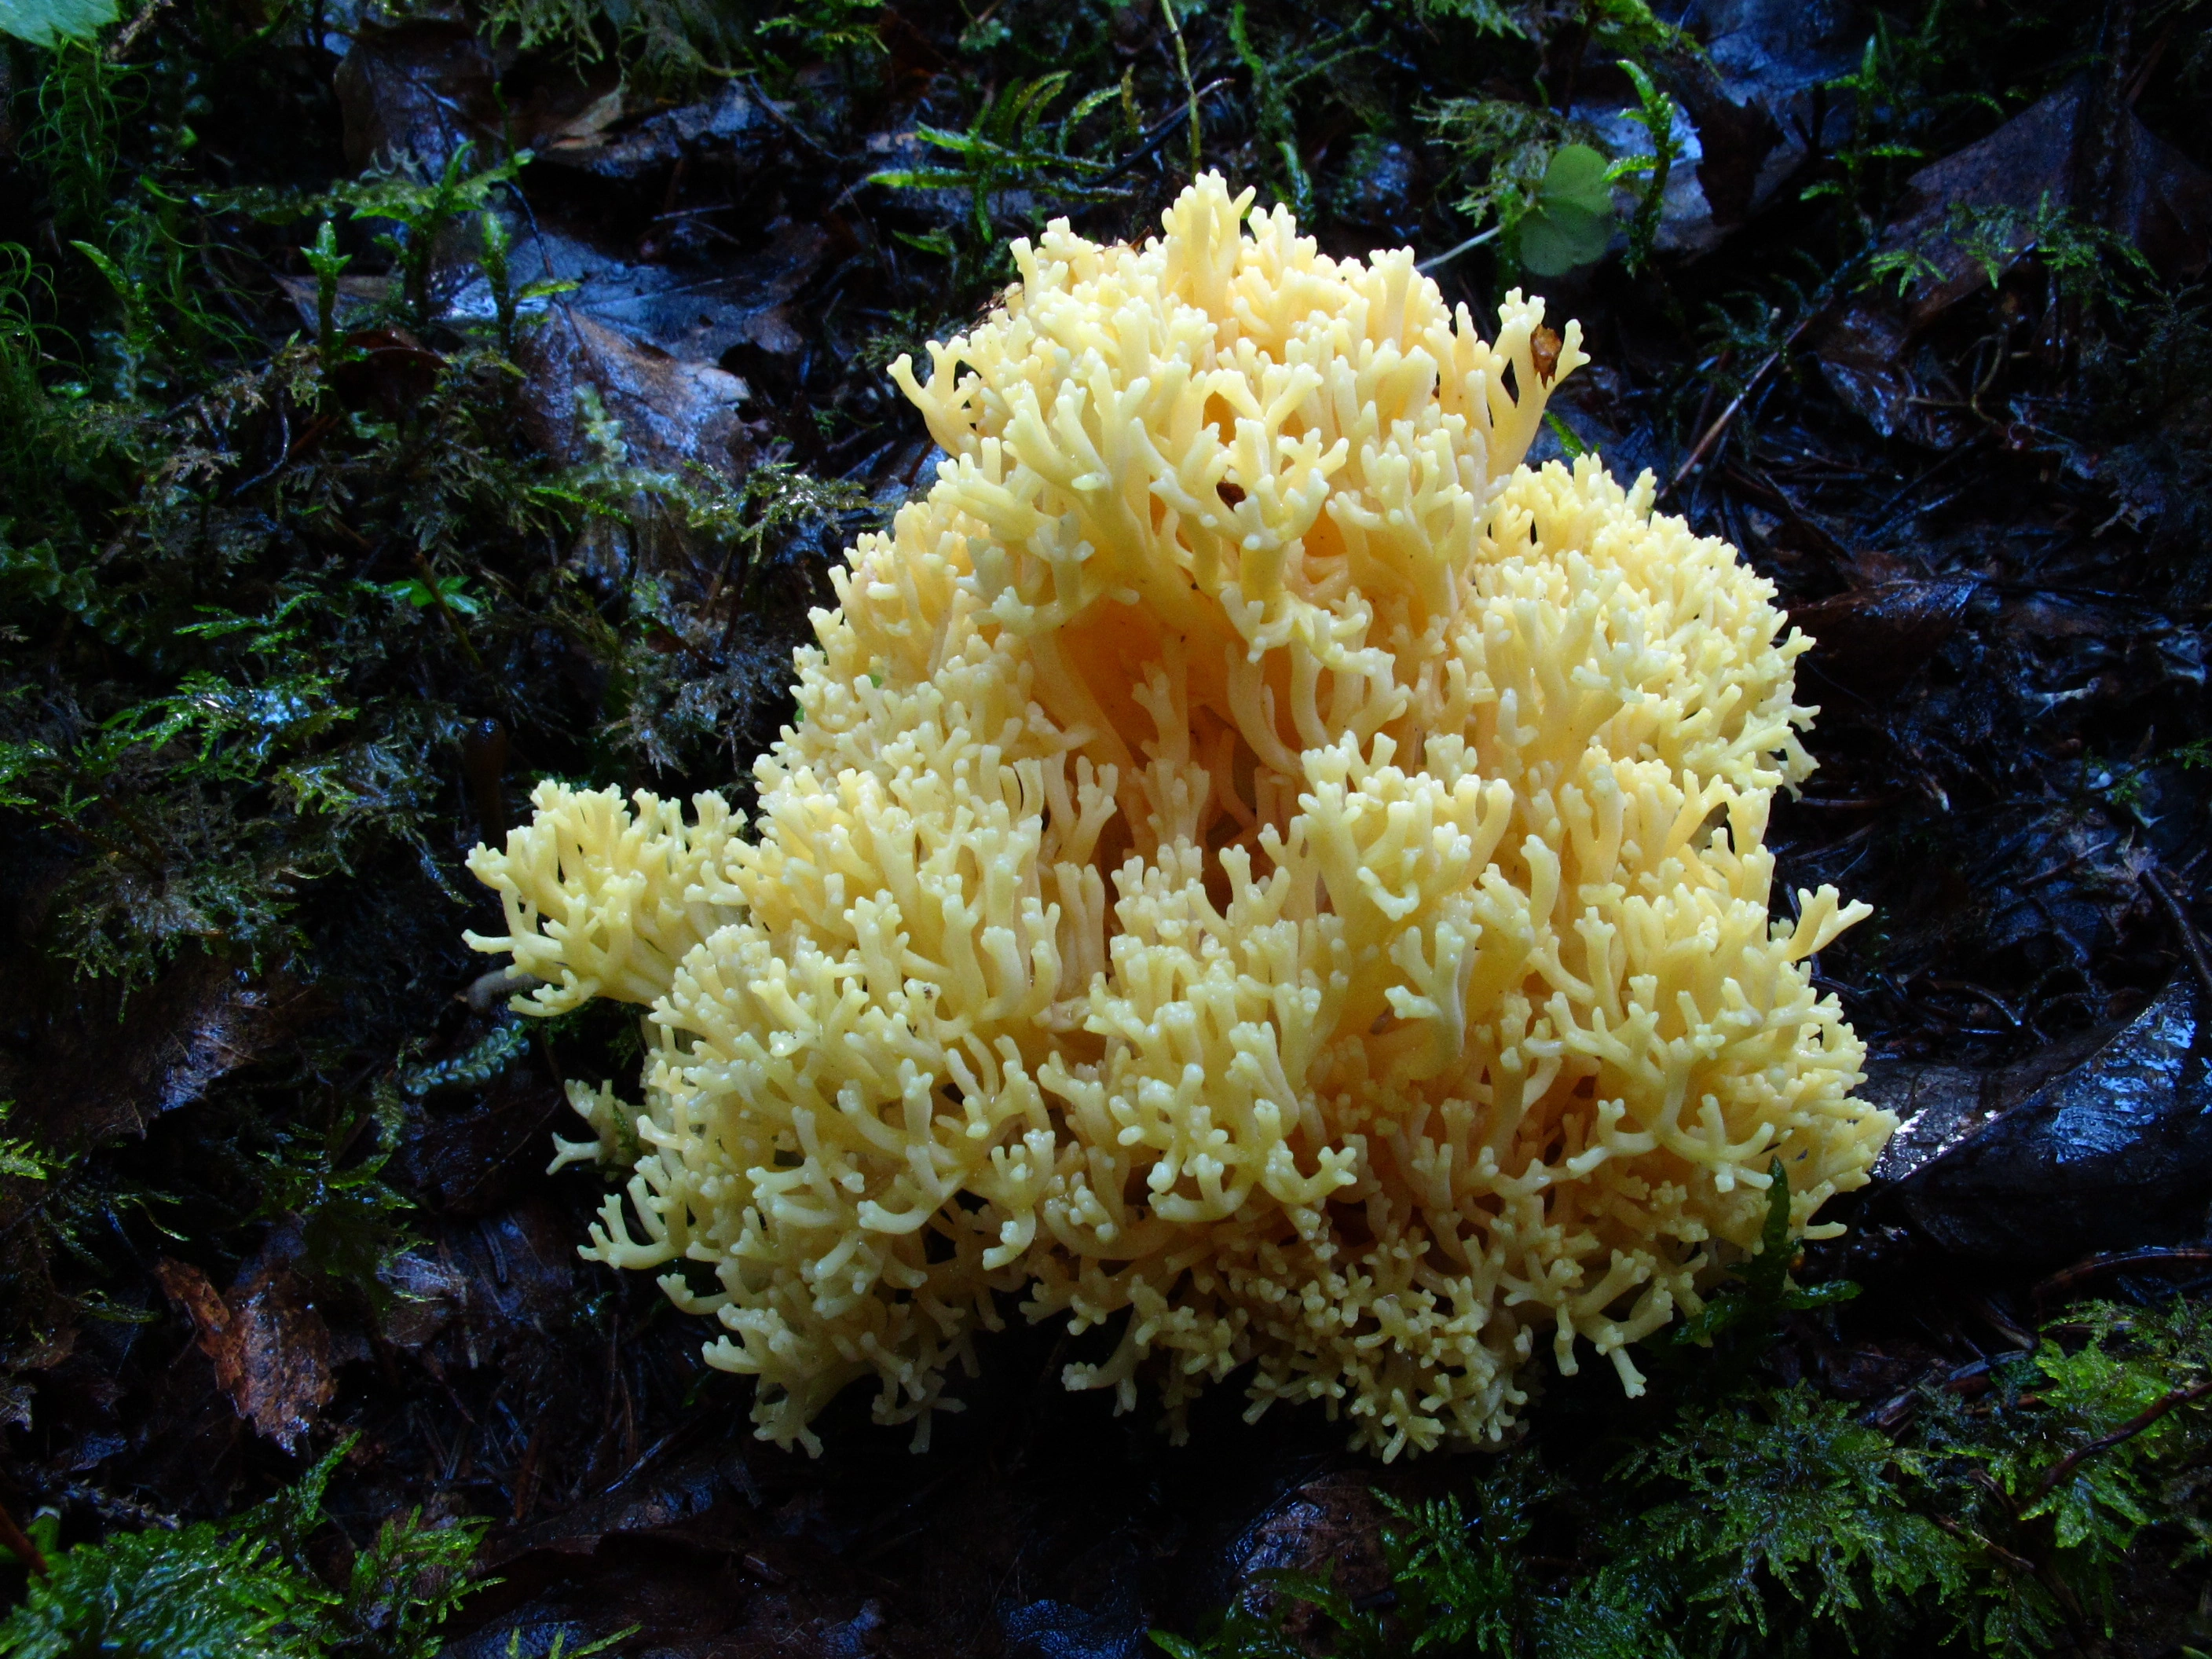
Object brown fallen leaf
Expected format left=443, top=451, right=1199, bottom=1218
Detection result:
left=1807, top=302, right=1973, bottom=450
left=156, top=1255, right=333, bottom=1454
left=2, top=949, right=324, bottom=1159
left=515, top=309, right=749, bottom=479
left=1877, top=973, right=2212, bottom=1265
left=1657, top=46, right=1785, bottom=229
left=1792, top=574, right=1982, bottom=695
left=537, top=82, right=768, bottom=181
left=1881, top=76, right=2212, bottom=326
left=333, top=21, right=500, bottom=175
left=1812, top=77, right=2212, bottom=448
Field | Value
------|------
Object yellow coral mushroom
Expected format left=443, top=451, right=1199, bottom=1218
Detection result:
left=465, top=174, right=1892, bottom=1460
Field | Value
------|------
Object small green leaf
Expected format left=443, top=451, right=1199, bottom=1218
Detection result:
left=302, top=221, right=349, bottom=283
left=0, top=0, right=118, bottom=46
left=0, top=1142, right=51, bottom=1181
left=366, top=574, right=482, bottom=615
left=1541, top=143, right=1615, bottom=214
left=1518, top=145, right=1617, bottom=276
left=866, top=167, right=970, bottom=190
left=68, top=240, right=132, bottom=299
left=1518, top=203, right=1610, bottom=276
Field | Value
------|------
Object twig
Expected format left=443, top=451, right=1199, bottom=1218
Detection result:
left=106, top=0, right=172, bottom=58
left=2032, top=1247, right=2212, bottom=1313
left=226, top=398, right=292, bottom=500
left=2141, top=866, right=2212, bottom=1008
left=742, top=76, right=848, bottom=164
left=1092, top=79, right=1234, bottom=188
left=1416, top=225, right=1503, bottom=274
left=1659, top=311, right=1822, bottom=500
left=1726, top=463, right=1850, bottom=559
left=2029, top=1378, right=2212, bottom=1502
left=0, top=1500, right=47, bottom=1577
left=2016, top=837, right=2116, bottom=891
left=1924, top=980, right=2023, bottom=1030
left=1866, top=432, right=1990, bottom=521
left=1929, top=1511, right=2038, bottom=1578
left=596, top=1426, right=682, bottom=1497
left=2123, top=19, right=2175, bottom=105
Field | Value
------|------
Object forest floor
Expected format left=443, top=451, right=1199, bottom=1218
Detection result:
left=1, top=0, right=2210, bottom=1654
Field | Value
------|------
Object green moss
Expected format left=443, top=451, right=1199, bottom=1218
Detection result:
left=0, top=1520, right=329, bottom=1658
left=1155, top=1295, right=2212, bottom=1659
left=0, top=1439, right=486, bottom=1659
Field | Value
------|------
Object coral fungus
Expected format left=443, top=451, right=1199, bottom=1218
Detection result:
left=466, top=174, right=1892, bottom=1459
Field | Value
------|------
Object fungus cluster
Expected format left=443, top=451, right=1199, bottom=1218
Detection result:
left=465, top=175, right=1892, bottom=1459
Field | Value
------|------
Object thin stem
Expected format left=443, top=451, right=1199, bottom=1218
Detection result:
left=1928, top=1511, right=2036, bottom=1579
left=0, top=1499, right=48, bottom=1577
left=1660, top=311, right=1819, bottom=500
left=2141, top=866, right=2212, bottom=1007
left=413, top=552, right=489, bottom=676
left=1415, top=225, right=1502, bottom=273
left=2030, top=1378, right=2212, bottom=1502
left=1159, top=0, right=1203, bottom=178
left=1092, top=78, right=1234, bottom=187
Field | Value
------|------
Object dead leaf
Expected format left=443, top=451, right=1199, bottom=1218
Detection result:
left=515, top=309, right=749, bottom=478
left=272, top=273, right=391, bottom=338
left=1878, top=974, right=2212, bottom=1264
left=537, top=82, right=768, bottom=181
left=377, top=1247, right=468, bottom=1352
left=1808, top=302, right=1974, bottom=450
left=157, top=1255, right=333, bottom=1453
left=1793, top=576, right=1981, bottom=694
left=1657, top=47, right=1785, bottom=229
left=2, top=949, right=323, bottom=1158
left=334, top=22, right=500, bottom=174
left=1229, top=1470, right=1390, bottom=1615
left=536, top=85, right=629, bottom=152
left=1530, top=324, right=1562, bottom=384
left=1811, top=80, right=2212, bottom=446
left=522, top=218, right=831, bottom=367
left=1880, top=77, right=2212, bottom=324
